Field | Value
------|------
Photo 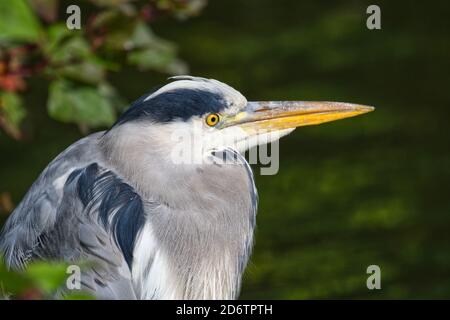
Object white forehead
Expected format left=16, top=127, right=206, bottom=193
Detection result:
left=143, top=76, right=247, bottom=113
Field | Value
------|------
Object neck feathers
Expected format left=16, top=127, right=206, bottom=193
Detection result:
left=101, top=127, right=257, bottom=299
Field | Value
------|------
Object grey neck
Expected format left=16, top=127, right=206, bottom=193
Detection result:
left=99, top=125, right=257, bottom=299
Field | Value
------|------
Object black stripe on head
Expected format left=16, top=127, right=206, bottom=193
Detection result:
left=115, top=88, right=228, bottom=125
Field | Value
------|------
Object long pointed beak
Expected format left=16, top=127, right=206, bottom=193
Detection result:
left=222, top=101, right=374, bottom=132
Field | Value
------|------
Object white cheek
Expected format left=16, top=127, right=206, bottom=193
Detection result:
left=207, top=127, right=295, bottom=153
left=204, top=126, right=245, bottom=151
left=166, top=118, right=294, bottom=158
left=243, top=128, right=294, bottom=152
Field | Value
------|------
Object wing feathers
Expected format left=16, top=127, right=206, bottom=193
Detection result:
left=1, top=160, right=148, bottom=299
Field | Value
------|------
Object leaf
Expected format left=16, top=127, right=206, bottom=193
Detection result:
left=130, top=21, right=155, bottom=48
left=58, top=61, right=106, bottom=84
left=48, top=36, right=106, bottom=84
left=127, top=22, right=188, bottom=74
left=26, top=261, right=69, bottom=294
left=99, top=82, right=128, bottom=112
left=0, top=92, right=26, bottom=139
left=45, top=23, right=74, bottom=54
left=50, top=36, right=93, bottom=62
left=128, top=48, right=187, bottom=74
left=0, top=93, right=26, bottom=125
left=0, top=258, right=33, bottom=297
left=0, top=0, right=43, bottom=43
left=92, top=9, right=138, bottom=51
left=48, top=79, right=116, bottom=128
left=63, top=292, right=95, bottom=300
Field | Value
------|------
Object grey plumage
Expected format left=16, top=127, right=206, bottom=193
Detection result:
left=0, top=77, right=257, bottom=299
left=0, top=75, right=373, bottom=299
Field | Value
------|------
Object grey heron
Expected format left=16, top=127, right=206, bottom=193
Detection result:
left=0, top=76, right=373, bottom=299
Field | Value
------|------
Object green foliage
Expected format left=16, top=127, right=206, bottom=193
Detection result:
left=0, top=0, right=43, bottom=43
left=48, top=79, right=116, bottom=127
left=127, top=22, right=187, bottom=74
left=0, top=0, right=207, bottom=139
left=24, top=261, right=69, bottom=294
left=46, top=29, right=107, bottom=84
left=0, top=92, right=26, bottom=139
left=0, top=257, right=93, bottom=300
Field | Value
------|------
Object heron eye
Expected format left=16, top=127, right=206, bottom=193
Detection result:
left=205, top=113, right=220, bottom=127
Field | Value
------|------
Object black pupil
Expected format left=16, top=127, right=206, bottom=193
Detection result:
left=211, top=116, right=216, bottom=122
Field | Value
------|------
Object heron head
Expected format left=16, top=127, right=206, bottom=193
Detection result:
left=109, top=76, right=374, bottom=163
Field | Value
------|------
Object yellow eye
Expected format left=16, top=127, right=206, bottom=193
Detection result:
left=205, top=113, right=220, bottom=127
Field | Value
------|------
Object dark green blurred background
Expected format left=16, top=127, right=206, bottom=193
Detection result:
left=1, top=0, right=450, bottom=298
